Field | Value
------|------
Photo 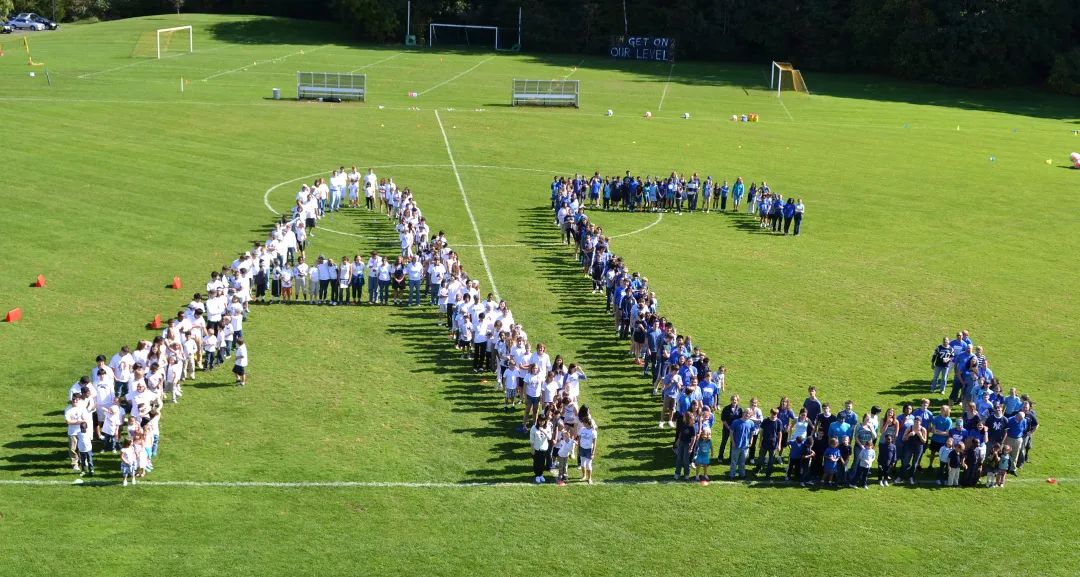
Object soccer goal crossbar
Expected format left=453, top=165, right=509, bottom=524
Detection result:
left=428, top=23, right=520, bottom=51
left=157, top=26, right=193, bottom=59
left=770, top=61, right=809, bottom=95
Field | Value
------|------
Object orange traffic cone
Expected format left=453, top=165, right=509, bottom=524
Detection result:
left=148, top=314, right=162, bottom=330
left=4, top=308, right=22, bottom=322
left=32, top=274, right=46, bottom=287
left=171, top=276, right=182, bottom=290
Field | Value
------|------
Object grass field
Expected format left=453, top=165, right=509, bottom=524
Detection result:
left=1, top=13, right=1079, bottom=576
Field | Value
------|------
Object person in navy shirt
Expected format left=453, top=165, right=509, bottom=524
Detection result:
left=803, top=386, right=823, bottom=428
left=1018, top=399, right=1038, bottom=469
left=718, top=395, right=743, bottom=464
left=755, top=408, right=784, bottom=479
left=782, top=198, right=796, bottom=235
left=984, top=404, right=1008, bottom=446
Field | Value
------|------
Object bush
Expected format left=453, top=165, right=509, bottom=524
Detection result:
left=1047, top=48, right=1080, bottom=96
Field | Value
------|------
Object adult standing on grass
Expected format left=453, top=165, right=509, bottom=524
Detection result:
left=931, top=337, right=953, bottom=393
left=65, top=395, right=90, bottom=472
left=803, top=386, right=822, bottom=430
left=793, top=198, right=805, bottom=235
left=782, top=198, right=796, bottom=235
left=530, top=415, right=553, bottom=484
left=718, top=394, right=743, bottom=463
left=728, top=409, right=756, bottom=479
left=732, top=177, right=744, bottom=212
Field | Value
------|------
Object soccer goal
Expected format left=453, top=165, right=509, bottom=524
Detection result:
left=429, top=23, right=520, bottom=51
left=132, top=26, right=193, bottom=59
left=770, top=61, right=809, bottom=95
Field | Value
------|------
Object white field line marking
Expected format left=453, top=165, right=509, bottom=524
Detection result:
left=201, top=46, right=327, bottom=82
left=262, top=164, right=453, bottom=239
left=77, top=44, right=233, bottom=79
left=434, top=109, right=500, bottom=299
left=610, top=212, right=663, bottom=238
left=1, top=477, right=1070, bottom=489
left=419, top=55, right=495, bottom=96
left=348, top=52, right=403, bottom=73
left=657, top=62, right=674, bottom=110
left=778, top=97, right=794, bottom=121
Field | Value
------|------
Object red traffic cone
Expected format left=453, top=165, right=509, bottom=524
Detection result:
left=1048, top=478, right=1057, bottom=485
left=33, top=274, right=46, bottom=287
left=171, top=276, right=182, bottom=290
left=4, top=308, right=22, bottom=322
left=149, top=314, right=162, bottom=330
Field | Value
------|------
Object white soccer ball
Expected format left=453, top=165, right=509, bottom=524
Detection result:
left=682, top=112, right=690, bottom=119
left=606, top=109, right=613, bottom=117
left=644, top=111, right=652, bottom=119
left=29, top=72, right=36, bottom=78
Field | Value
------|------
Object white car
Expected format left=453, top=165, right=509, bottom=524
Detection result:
left=9, top=16, right=45, bottom=31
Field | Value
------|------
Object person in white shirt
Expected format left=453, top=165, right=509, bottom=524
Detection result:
left=404, top=256, right=424, bottom=307
left=293, top=256, right=309, bottom=303
left=110, top=346, right=134, bottom=396
left=232, top=337, right=248, bottom=386
left=529, top=415, right=553, bottom=484
left=522, top=364, right=545, bottom=430
left=364, top=169, right=377, bottom=211
left=348, top=166, right=361, bottom=208
left=65, top=396, right=90, bottom=471
left=577, top=410, right=599, bottom=484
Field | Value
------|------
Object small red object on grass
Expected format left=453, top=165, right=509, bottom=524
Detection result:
left=4, top=308, right=22, bottom=322
left=171, top=276, right=182, bottom=290
left=32, top=274, right=46, bottom=287
left=700, top=479, right=709, bottom=487
left=556, top=479, right=566, bottom=487
left=148, top=314, right=162, bottom=330
left=1048, top=478, right=1057, bottom=485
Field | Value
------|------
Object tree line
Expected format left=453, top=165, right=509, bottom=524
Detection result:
left=7, top=0, right=1079, bottom=94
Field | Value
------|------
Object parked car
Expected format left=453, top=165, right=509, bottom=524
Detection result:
left=31, top=15, right=58, bottom=30
left=1, top=21, right=13, bottom=34
left=9, top=16, right=45, bottom=31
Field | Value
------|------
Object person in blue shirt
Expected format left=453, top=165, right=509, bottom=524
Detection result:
left=821, top=437, right=843, bottom=486
left=701, top=177, right=712, bottom=213
left=659, top=368, right=680, bottom=428
left=828, top=418, right=852, bottom=442
left=731, top=177, right=744, bottom=212
left=782, top=198, right=796, bottom=234
left=550, top=176, right=560, bottom=208
left=950, top=344, right=974, bottom=404
left=589, top=173, right=602, bottom=209
left=1003, top=411, right=1026, bottom=474
left=877, top=434, right=897, bottom=486
left=1018, top=399, right=1038, bottom=469
left=717, top=180, right=729, bottom=211
left=728, top=410, right=756, bottom=479
left=699, top=375, right=718, bottom=411
left=836, top=400, right=859, bottom=429
left=802, top=386, right=823, bottom=427
left=929, top=405, right=953, bottom=467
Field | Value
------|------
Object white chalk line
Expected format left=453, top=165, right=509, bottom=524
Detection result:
left=419, top=55, right=495, bottom=96
left=201, top=45, right=327, bottom=82
left=434, top=110, right=500, bottom=300
left=76, top=44, right=234, bottom=79
left=778, top=97, right=794, bottom=121
left=657, top=62, right=674, bottom=111
left=262, top=164, right=454, bottom=239
left=1, top=477, right=1069, bottom=489
left=348, top=52, right=403, bottom=74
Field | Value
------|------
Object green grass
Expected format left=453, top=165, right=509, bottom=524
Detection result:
left=1, top=13, right=1079, bottom=576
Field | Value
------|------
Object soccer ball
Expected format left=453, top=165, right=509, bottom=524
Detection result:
left=29, top=72, right=36, bottom=78
left=606, top=109, right=613, bottom=117
left=644, top=111, right=652, bottom=119
left=682, top=113, right=690, bottom=119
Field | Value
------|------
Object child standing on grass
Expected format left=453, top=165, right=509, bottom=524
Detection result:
left=76, top=422, right=94, bottom=477
left=996, top=445, right=1011, bottom=487
left=947, top=441, right=964, bottom=486
left=937, top=438, right=954, bottom=485
left=854, top=441, right=874, bottom=488
left=233, top=337, right=248, bottom=387
left=146, top=410, right=161, bottom=458
left=693, top=427, right=713, bottom=482
left=822, top=437, right=843, bottom=486
left=202, top=327, right=218, bottom=371
left=555, top=427, right=576, bottom=483
left=578, top=413, right=597, bottom=484
left=102, top=404, right=122, bottom=453
left=120, top=439, right=137, bottom=486
left=878, top=434, right=897, bottom=486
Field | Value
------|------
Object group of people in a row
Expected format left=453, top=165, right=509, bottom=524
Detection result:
left=549, top=191, right=1038, bottom=488
left=62, top=264, right=260, bottom=486
left=549, top=172, right=806, bottom=235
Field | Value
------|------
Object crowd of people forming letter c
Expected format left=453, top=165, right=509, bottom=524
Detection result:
left=59, top=166, right=1038, bottom=490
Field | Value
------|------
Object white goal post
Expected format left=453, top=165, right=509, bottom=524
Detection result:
left=157, top=26, right=193, bottom=59
left=428, top=20, right=521, bottom=51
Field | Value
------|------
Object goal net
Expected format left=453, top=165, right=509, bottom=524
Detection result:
left=770, top=61, right=810, bottom=95
left=429, top=24, right=519, bottom=51
left=131, top=26, right=193, bottom=59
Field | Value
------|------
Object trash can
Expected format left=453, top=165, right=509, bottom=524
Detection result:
left=272, top=88, right=280, bottom=100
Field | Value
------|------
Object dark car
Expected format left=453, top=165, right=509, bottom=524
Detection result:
left=31, top=15, right=58, bottom=30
